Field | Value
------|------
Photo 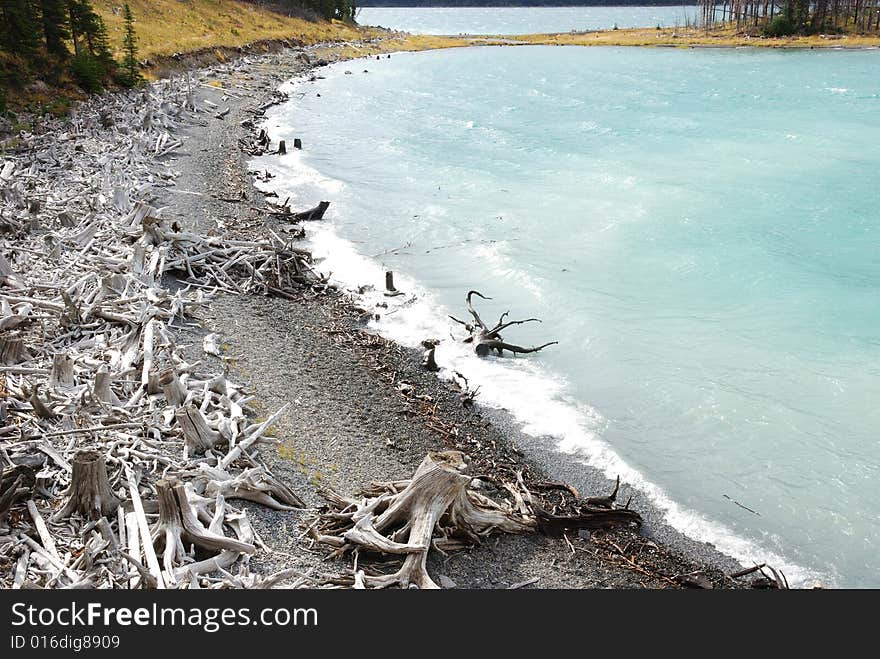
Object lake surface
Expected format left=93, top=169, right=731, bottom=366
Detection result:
left=255, top=46, right=880, bottom=587
left=357, top=6, right=700, bottom=35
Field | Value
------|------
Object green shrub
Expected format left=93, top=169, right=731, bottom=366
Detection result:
left=69, top=53, right=104, bottom=93
left=764, top=14, right=797, bottom=37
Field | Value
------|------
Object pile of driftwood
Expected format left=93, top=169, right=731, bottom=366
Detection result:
left=311, top=450, right=642, bottom=589
left=0, top=67, right=315, bottom=589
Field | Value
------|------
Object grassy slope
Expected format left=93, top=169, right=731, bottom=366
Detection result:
left=94, top=0, right=372, bottom=60
left=91, top=3, right=880, bottom=69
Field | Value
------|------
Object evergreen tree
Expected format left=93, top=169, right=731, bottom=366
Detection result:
left=120, top=4, right=142, bottom=87
left=0, top=0, right=42, bottom=58
left=67, top=0, right=112, bottom=63
left=40, top=0, right=70, bottom=58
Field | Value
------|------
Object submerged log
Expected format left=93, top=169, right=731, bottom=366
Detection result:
left=450, top=290, right=558, bottom=357
left=52, top=451, right=120, bottom=522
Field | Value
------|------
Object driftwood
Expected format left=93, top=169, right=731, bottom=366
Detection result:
left=151, top=477, right=254, bottom=584
left=293, top=200, right=330, bottom=221
left=176, top=405, right=222, bottom=455
left=1, top=465, right=34, bottom=529
left=52, top=451, right=120, bottom=522
left=0, top=56, right=312, bottom=590
left=315, top=451, right=534, bottom=589
left=450, top=291, right=558, bottom=357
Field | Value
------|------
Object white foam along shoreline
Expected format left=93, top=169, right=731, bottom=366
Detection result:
left=249, top=60, right=831, bottom=589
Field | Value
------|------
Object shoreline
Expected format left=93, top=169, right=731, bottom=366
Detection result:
left=247, top=50, right=832, bottom=587
left=161, top=45, right=781, bottom=588
left=0, top=39, right=811, bottom=589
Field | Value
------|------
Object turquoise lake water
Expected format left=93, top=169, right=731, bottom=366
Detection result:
left=255, top=46, right=880, bottom=587
left=357, top=6, right=701, bottom=35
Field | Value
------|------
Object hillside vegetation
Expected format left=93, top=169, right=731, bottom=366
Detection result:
left=93, top=1, right=366, bottom=60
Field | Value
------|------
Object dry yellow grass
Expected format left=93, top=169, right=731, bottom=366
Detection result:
left=476, top=25, right=880, bottom=49
left=91, top=2, right=880, bottom=69
left=93, top=1, right=378, bottom=60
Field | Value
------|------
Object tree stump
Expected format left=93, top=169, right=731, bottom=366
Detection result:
left=49, top=352, right=75, bottom=389
left=0, top=331, right=31, bottom=365
left=151, top=476, right=254, bottom=581
left=52, top=451, right=120, bottom=521
left=92, top=367, right=121, bottom=406
left=159, top=367, right=187, bottom=407
left=316, top=451, right=534, bottom=589
left=176, top=405, right=222, bottom=455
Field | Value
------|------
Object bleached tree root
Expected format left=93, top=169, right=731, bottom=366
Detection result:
left=151, top=477, right=255, bottom=584
left=52, top=451, right=120, bottom=522
left=450, top=290, right=558, bottom=357
left=201, top=465, right=305, bottom=510
left=315, top=451, right=535, bottom=589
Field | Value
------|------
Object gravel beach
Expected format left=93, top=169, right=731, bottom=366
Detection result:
left=155, top=45, right=747, bottom=589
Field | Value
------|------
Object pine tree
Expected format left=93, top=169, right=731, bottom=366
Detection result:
left=121, top=4, right=142, bottom=87
left=67, top=0, right=112, bottom=63
left=40, top=0, right=70, bottom=58
left=0, top=0, right=42, bottom=58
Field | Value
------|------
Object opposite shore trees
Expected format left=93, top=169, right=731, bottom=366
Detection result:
left=698, top=0, right=880, bottom=35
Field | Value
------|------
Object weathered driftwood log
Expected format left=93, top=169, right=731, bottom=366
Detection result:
left=450, top=290, right=558, bottom=357
left=151, top=476, right=254, bottom=581
left=293, top=201, right=330, bottom=222
left=52, top=451, right=121, bottom=522
left=315, top=451, right=534, bottom=589
left=176, top=404, right=222, bottom=455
